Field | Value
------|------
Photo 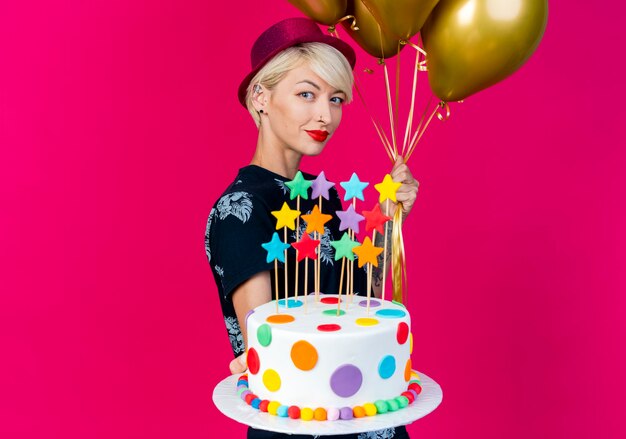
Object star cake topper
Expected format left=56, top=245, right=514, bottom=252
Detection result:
left=340, top=172, right=369, bottom=202
left=362, top=204, right=392, bottom=234
left=261, top=232, right=291, bottom=263
left=330, top=232, right=359, bottom=261
left=291, top=233, right=320, bottom=261
left=336, top=204, right=365, bottom=234
left=311, top=171, right=335, bottom=200
left=271, top=202, right=301, bottom=230
left=353, top=236, right=383, bottom=268
left=374, top=174, right=402, bottom=203
left=285, top=171, right=312, bottom=200
left=301, top=205, right=333, bottom=235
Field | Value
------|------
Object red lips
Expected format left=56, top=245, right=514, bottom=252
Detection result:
left=305, top=130, right=329, bottom=142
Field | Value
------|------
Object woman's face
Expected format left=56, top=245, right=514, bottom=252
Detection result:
left=261, top=62, right=347, bottom=157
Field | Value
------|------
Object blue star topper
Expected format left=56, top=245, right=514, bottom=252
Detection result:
left=261, top=232, right=290, bottom=263
left=340, top=172, right=369, bottom=202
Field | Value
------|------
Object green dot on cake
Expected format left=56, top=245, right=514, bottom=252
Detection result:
left=322, top=309, right=346, bottom=316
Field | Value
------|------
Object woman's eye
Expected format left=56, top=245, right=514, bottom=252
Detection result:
left=299, top=92, right=314, bottom=99
left=331, top=96, right=345, bottom=104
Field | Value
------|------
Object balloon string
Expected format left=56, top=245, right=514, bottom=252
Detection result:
left=378, top=23, right=398, bottom=158
left=395, top=42, right=401, bottom=153
left=402, top=43, right=421, bottom=157
left=391, top=206, right=406, bottom=304
left=328, top=24, right=394, bottom=161
left=328, top=15, right=358, bottom=33
left=399, top=39, right=428, bottom=71
left=406, top=100, right=449, bottom=162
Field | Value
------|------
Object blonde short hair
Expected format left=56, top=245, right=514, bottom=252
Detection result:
left=245, top=42, right=354, bottom=127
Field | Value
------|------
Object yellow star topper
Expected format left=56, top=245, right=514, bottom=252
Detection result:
left=301, top=205, right=333, bottom=235
left=271, top=202, right=301, bottom=230
left=374, top=174, right=402, bottom=203
left=353, top=236, right=383, bottom=268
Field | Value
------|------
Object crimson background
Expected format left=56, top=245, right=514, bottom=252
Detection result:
left=1, top=1, right=625, bottom=438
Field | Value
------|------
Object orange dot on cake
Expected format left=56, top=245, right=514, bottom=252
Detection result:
left=291, top=340, right=318, bottom=370
left=266, top=314, right=295, bottom=324
left=404, top=359, right=412, bottom=382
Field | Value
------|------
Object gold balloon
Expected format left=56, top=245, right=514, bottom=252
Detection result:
left=422, top=0, right=548, bottom=101
left=361, top=0, right=440, bottom=40
left=287, top=0, right=348, bottom=26
left=343, top=0, right=404, bottom=59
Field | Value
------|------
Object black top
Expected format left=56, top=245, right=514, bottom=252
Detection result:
left=205, top=165, right=407, bottom=439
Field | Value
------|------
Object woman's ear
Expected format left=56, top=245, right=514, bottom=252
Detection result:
left=251, top=84, right=267, bottom=114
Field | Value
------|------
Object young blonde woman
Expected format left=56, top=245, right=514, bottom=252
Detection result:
left=205, top=17, right=419, bottom=439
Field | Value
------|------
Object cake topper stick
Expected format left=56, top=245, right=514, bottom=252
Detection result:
left=353, top=236, right=383, bottom=315
left=340, top=173, right=369, bottom=307
left=261, top=232, right=290, bottom=314
left=271, top=202, right=301, bottom=309
left=302, top=204, right=332, bottom=304
left=330, top=232, right=358, bottom=316
left=375, top=174, right=401, bottom=303
left=284, top=228, right=289, bottom=307
left=291, top=233, right=320, bottom=313
left=311, top=172, right=335, bottom=295
left=363, top=203, right=393, bottom=305
left=382, top=200, right=390, bottom=302
left=275, top=260, right=279, bottom=313
left=286, top=171, right=312, bottom=305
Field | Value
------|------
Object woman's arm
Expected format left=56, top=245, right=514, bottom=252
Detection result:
left=228, top=271, right=272, bottom=374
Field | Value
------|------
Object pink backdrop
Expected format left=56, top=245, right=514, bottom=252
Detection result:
left=2, top=1, right=625, bottom=437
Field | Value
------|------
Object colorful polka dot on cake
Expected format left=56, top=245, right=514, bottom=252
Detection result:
left=263, top=369, right=281, bottom=392
left=257, top=324, right=272, bottom=346
left=266, top=314, right=295, bottom=324
left=246, top=348, right=260, bottom=375
left=278, top=298, right=303, bottom=308
left=378, top=355, right=396, bottom=379
left=404, top=359, right=412, bottom=381
left=375, top=308, right=407, bottom=318
left=317, top=324, right=341, bottom=332
left=355, top=317, right=378, bottom=326
left=330, top=364, right=362, bottom=397
left=358, top=299, right=380, bottom=307
left=291, top=340, right=318, bottom=371
left=323, top=309, right=346, bottom=316
left=397, top=322, right=409, bottom=344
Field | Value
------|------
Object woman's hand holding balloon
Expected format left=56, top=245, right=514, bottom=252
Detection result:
left=386, top=155, right=419, bottom=220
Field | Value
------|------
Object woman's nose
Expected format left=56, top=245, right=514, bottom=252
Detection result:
left=316, top=102, right=332, bottom=124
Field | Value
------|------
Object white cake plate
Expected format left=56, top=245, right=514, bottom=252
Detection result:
left=212, top=370, right=442, bottom=436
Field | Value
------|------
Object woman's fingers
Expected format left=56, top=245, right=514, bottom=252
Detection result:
left=387, top=156, right=419, bottom=217
left=229, top=354, right=247, bottom=374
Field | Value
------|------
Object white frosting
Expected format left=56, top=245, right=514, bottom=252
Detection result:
left=246, top=294, right=412, bottom=408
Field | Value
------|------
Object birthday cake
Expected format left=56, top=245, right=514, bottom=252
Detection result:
left=235, top=171, right=421, bottom=420
left=236, top=295, right=421, bottom=420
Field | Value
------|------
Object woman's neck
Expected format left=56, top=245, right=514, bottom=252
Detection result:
left=250, top=128, right=302, bottom=179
